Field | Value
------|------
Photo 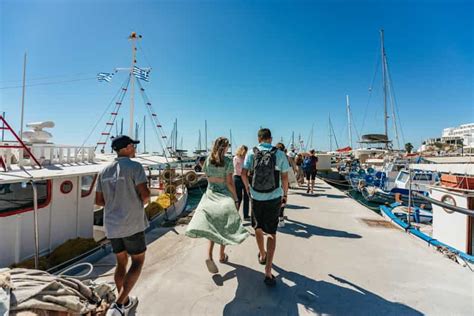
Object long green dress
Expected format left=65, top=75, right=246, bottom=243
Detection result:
left=185, top=157, right=249, bottom=245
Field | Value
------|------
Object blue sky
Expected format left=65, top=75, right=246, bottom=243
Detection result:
left=1, top=0, right=473, bottom=153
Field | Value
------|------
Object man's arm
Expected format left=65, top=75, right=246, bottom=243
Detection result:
left=241, top=168, right=250, bottom=196
left=136, top=183, right=150, bottom=205
left=281, top=172, right=289, bottom=200
left=95, top=191, right=105, bottom=206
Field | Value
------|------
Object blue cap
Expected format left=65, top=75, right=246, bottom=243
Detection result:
left=111, top=135, right=140, bottom=151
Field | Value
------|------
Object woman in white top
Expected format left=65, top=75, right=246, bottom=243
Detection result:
left=233, top=145, right=250, bottom=220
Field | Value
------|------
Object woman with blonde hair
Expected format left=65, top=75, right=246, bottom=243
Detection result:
left=233, top=145, right=250, bottom=220
left=186, top=137, right=249, bottom=274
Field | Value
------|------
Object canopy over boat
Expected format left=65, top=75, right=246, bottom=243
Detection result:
left=359, top=134, right=391, bottom=144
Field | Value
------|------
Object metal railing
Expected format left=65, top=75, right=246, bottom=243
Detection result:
left=0, top=144, right=95, bottom=169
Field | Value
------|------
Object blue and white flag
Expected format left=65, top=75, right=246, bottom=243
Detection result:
left=132, top=66, right=150, bottom=82
left=97, top=72, right=114, bottom=82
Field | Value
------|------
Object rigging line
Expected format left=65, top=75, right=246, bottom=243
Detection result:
left=0, top=77, right=97, bottom=90
left=329, top=117, right=340, bottom=149
left=137, top=42, right=153, bottom=69
left=385, top=55, right=406, bottom=146
left=79, top=75, right=131, bottom=151
left=0, top=72, right=97, bottom=84
left=360, top=53, right=381, bottom=135
left=350, top=110, right=361, bottom=143
left=135, top=79, right=170, bottom=161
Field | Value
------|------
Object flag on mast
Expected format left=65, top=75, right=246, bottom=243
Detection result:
left=97, top=72, right=114, bottom=82
left=132, top=66, right=150, bottom=82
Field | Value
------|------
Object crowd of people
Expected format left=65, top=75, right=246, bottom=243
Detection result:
left=96, top=129, right=319, bottom=316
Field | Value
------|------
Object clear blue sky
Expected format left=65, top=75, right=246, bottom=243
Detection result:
left=1, top=0, right=473, bottom=153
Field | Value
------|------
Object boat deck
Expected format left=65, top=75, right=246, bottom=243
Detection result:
left=88, top=179, right=473, bottom=315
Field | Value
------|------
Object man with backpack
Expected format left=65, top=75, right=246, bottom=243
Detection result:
left=241, top=128, right=289, bottom=287
left=302, top=149, right=318, bottom=194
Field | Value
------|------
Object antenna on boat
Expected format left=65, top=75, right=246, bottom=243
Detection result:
left=20, top=53, right=27, bottom=140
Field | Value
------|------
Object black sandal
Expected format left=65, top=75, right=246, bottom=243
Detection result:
left=264, top=274, right=276, bottom=287
left=219, top=254, right=229, bottom=263
left=258, top=252, right=267, bottom=265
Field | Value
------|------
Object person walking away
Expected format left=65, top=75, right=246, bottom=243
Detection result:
left=186, top=137, right=249, bottom=274
left=295, top=153, right=305, bottom=185
left=302, top=149, right=318, bottom=194
left=233, top=145, right=250, bottom=220
left=241, top=129, right=289, bottom=286
left=275, top=143, right=294, bottom=227
left=95, top=135, right=150, bottom=316
left=194, top=156, right=206, bottom=172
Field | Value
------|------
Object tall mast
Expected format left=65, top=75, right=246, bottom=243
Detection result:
left=143, top=115, right=146, bottom=153
left=205, top=120, right=208, bottom=153
left=175, top=118, right=178, bottom=151
left=128, top=32, right=139, bottom=137
left=20, top=53, right=27, bottom=139
left=229, top=129, right=233, bottom=155
left=380, top=29, right=388, bottom=144
left=198, top=129, right=202, bottom=151
left=346, top=95, right=353, bottom=148
left=329, top=114, right=332, bottom=152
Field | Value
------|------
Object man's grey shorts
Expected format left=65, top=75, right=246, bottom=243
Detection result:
left=110, top=231, right=147, bottom=255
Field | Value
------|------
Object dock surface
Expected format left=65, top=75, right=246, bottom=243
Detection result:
left=91, top=180, right=473, bottom=315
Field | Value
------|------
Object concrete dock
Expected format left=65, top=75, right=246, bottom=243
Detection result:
left=91, top=179, right=473, bottom=315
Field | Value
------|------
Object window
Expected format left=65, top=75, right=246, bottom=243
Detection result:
left=81, top=174, right=97, bottom=197
left=413, top=173, right=432, bottom=181
left=60, top=180, right=74, bottom=194
left=396, top=172, right=410, bottom=183
left=0, top=180, right=51, bottom=217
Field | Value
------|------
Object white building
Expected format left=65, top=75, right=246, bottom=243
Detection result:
left=442, top=123, right=474, bottom=149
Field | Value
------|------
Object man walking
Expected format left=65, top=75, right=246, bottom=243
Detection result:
left=95, top=135, right=150, bottom=316
left=241, top=128, right=289, bottom=286
left=302, top=149, right=318, bottom=194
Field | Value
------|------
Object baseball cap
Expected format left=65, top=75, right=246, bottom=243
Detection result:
left=111, top=135, right=140, bottom=151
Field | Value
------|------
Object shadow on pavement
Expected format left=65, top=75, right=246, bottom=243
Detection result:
left=217, top=263, right=422, bottom=316
left=279, top=219, right=362, bottom=239
left=285, top=204, right=310, bottom=210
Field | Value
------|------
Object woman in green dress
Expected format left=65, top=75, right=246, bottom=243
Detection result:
left=185, top=137, right=249, bottom=273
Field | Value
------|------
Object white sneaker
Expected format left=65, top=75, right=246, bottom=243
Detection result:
left=124, top=296, right=139, bottom=315
left=278, top=218, right=285, bottom=228
left=106, top=303, right=125, bottom=316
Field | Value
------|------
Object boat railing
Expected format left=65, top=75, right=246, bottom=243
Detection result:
left=0, top=143, right=95, bottom=169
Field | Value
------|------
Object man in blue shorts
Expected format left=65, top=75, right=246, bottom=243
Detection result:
left=96, top=135, right=150, bottom=316
left=241, top=128, right=289, bottom=287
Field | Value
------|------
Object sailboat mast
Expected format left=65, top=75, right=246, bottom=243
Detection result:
left=198, top=129, right=202, bottom=151
left=143, top=115, right=146, bottom=153
left=346, top=95, right=352, bottom=148
left=20, top=53, right=27, bottom=139
left=380, top=29, right=388, bottom=144
left=329, top=114, right=332, bottom=152
left=205, top=120, right=208, bottom=153
left=129, top=32, right=139, bottom=137
left=229, top=129, right=233, bottom=155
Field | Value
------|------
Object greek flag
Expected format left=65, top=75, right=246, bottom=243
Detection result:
left=97, top=72, right=114, bottom=82
left=132, top=66, right=150, bottom=82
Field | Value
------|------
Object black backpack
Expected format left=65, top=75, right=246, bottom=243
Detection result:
left=251, top=147, right=280, bottom=193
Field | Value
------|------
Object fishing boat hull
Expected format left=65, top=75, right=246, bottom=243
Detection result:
left=380, top=204, right=474, bottom=265
left=362, top=187, right=432, bottom=210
